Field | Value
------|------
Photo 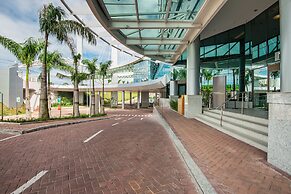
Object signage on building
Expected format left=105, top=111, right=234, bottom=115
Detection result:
left=275, top=51, right=280, bottom=62
left=16, top=97, right=21, bottom=103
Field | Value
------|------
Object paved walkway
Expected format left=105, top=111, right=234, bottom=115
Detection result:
left=0, top=109, right=197, bottom=194
left=157, top=107, right=291, bottom=194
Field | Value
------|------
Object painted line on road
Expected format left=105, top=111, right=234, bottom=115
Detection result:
left=127, top=116, right=135, bottom=121
left=0, top=134, right=21, bottom=142
left=83, top=130, right=103, bottom=143
left=112, top=122, right=119, bottom=127
left=115, top=118, right=121, bottom=120
left=11, top=170, right=48, bottom=194
left=140, top=118, right=144, bottom=120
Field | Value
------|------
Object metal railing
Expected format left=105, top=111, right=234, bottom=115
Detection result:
left=209, top=91, right=247, bottom=126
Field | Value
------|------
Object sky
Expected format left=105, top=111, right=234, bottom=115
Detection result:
left=0, top=0, right=140, bottom=68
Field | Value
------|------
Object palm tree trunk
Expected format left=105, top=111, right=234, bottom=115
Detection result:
left=25, top=65, right=31, bottom=118
left=39, top=32, right=49, bottom=119
left=101, top=75, right=105, bottom=114
left=90, top=76, right=95, bottom=115
left=73, top=62, right=80, bottom=117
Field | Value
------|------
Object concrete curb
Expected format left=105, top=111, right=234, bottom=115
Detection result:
left=153, top=107, right=217, bottom=194
left=22, top=116, right=112, bottom=134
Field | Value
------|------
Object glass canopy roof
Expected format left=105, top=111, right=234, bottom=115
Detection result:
left=86, top=0, right=226, bottom=64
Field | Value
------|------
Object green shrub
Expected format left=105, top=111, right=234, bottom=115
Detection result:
left=52, top=97, right=73, bottom=107
left=2, top=113, right=107, bottom=123
left=170, top=100, right=178, bottom=111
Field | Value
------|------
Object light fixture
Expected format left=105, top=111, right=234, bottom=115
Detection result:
left=273, top=14, right=280, bottom=20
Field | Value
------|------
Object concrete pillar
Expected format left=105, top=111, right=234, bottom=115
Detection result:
left=141, top=91, right=149, bottom=108
left=267, top=0, right=291, bottom=175
left=184, top=37, right=202, bottom=118
left=187, top=37, right=200, bottom=95
left=280, top=0, right=291, bottom=92
left=95, top=92, right=100, bottom=113
left=137, top=91, right=140, bottom=109
left=239, top=39, right=246, bottom=93
left=169, top=80, right=179, bottom=101
left=129, top=92, right=132, bottom=106
left=121, top=91, right=125, bottom=109
left=111, top=91, right=118, bottom=108
left=79, top=92, right=84, bottom=105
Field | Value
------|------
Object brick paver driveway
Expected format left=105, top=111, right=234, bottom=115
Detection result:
left=157, top=107, right=291, bottom=194
left=0, top=109, right=197, bottom=194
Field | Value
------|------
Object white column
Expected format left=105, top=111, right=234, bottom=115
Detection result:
left=184, top=37, right=202, bottom=118
left=170, top=81, right=178, bottom=96
left=137, top=91, right=140, bottom=109
left=95, top=92, right=100, bottom=113
left=280, top=0, right=291, bottom=92
left=267, top=0, right=291, bottom=175
left=122, top=91, right=125, bottom=109
left=111, top=91, right=118, bottom=108
left=187, top=37, right=200, bottom=95
left=141, top=91, right=149, bottom=108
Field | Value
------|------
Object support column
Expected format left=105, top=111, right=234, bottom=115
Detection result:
left=169, top=80, right=178, bottom=101
left=267, top=0, right=291, bottom=175
left=137, top=91, right=140, bottom=109
left=95, top=92, right=100, bottom=113
left=121, top=91, right=125, bottom=109
left=111, top=91, right=118, bottom=108
left=141, top=91, right=149, bottom=108
left=184, top=37, right=202, bottom=118
left=239, top=38, right=246, bottom=93
left=129, top=92, right=132, bottom=106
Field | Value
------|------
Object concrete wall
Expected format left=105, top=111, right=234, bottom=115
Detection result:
left=0, top=64, right=23, bottom=108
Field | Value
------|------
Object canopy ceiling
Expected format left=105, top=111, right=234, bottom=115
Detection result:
left=86, top=0, right=227, bottom=64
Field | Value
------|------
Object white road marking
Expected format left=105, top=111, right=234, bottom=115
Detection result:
left=115, top=118, right=121, bottom=120
left=11, top=170, right=48, bottom=194
left=141, top=118, right=144, bottom=120
left=112, top=123, right=119, bottom=126
left=83, top=130, right=103, bottom=143
left=0, top=134, right=21, bottom=142
left=122, top=120, right=127, bottom=122
left=127, top=116, right=135, bottom=121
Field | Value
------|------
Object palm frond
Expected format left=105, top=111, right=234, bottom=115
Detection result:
left=0, top=35, right=21, bottom=59
left=56, top=72, right=71, bottom=80
left=59, top=20, right=96, bottom=45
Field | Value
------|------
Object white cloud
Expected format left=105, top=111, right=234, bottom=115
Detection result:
left=0, top=0, right=141, bottom=68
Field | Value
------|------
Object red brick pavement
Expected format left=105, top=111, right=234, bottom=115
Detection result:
left=157, top=107, right=291, bottom=194
left=0, top=109, right=197, bottom=194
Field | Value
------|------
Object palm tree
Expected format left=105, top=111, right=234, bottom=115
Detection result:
left=201, top=69, right=213, bottom=88
left=0, top=35, right=43, bottom=118
left=82, top=58, right=98, bottom=115
left=39, top=3, right=96, bottom=119
left=39, top=51, right=65, bottom=114
left=177, top=68, right=187, bottom=80
left=98, top=61, right=112, bottom=114
left=55, top=54, right=88, bottom=117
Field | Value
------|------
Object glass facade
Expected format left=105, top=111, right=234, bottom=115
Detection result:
left=133, top=60, right=171, bottom=83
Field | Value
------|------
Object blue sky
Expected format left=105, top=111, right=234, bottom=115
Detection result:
left=0, top=0, right=139, bottom=68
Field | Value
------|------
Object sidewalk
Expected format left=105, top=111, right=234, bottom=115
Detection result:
left=157, top=107, right=291, bottom=194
